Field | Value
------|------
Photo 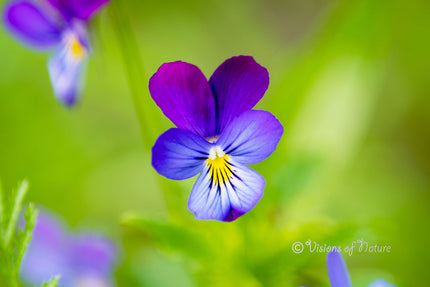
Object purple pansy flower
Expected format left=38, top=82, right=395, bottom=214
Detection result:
left=21, top=210, right=117, bottom=287
left=327, top=250, right=396, bottom=287
left=150, top=55, right=284, bottom=222
left=3, top=0, right=110, bottom=106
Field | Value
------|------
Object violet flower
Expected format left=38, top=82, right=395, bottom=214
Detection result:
left=150, top=55, right=283, bottom=222
left=327, top=250, right=396, bottom=287
left=21, top=210, right=117, bottom=287
left=3, top=0, right=110, bottom=106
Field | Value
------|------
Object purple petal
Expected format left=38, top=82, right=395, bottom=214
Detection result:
left=20, top=211, right=70, bottom=286
left=149, top=61, right=216, bottom=138
left=72, top=274, right=114, bottom=287
left=327, top=250, right=352, bottom=287
left=3, top=0, right=62, bottom=50
left=368, top=279, right=397, bottom=287
left=48, top=38, right=88, bottom=106
left=21, top=210, right=117, bottom=287
left=216, top=110, right=283, bottom=165
left=187, top=158, right=265, bottom=222
left=187, top=165, right=230, bottom=221
left=69, top=234, right=117, bottom=276
left=47, top=0, right=110, bottom=21
left=209, top=55, right=269, bottom=134
left=152, top=128, right=211, bottom=180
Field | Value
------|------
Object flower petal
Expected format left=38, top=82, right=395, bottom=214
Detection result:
left=152, top=128, right=211, bottom=180
left=47, top=0, right=110, bottom=20
left=48, top=41, right=87, bottom=106
left=3, top=0, right=62, bottom=49
left=327, top=250, right=352, bottom=287
left=368, top=279, right=397, bottom=287
left=209, top=55, right=269, bottom=134
left=216, top=110, right=283, bottom=165
left=187, top=158, right=265, bottom=222
left=20, top=211, right=70, bottom=286
left=69, top=234, right=117, bottom=276
left=149, top=61, right=216, bottom=138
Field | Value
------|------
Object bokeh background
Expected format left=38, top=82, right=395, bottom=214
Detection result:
left=1, top=0, right=429, bottom=286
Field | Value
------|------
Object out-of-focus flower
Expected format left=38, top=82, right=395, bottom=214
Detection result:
left=2, top=0, right=110, bottom=106
left=150, top=55, right=283, bottom=222
left=20, top=210, right=117, bottom=287
left=327, top=250, right=396, bottom=287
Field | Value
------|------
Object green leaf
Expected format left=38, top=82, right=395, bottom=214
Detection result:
left=4, top=180, right=29, bottom=248
left=16, top=203, right=38, bottom=271
left=41, top=276, right=60, bottom=287
left=122, top=214, right=211, bottom=260
left=0, top=179, right=38, bottom=287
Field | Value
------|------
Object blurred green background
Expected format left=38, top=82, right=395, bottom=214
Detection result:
left=1, top=0, right=429, bottom=286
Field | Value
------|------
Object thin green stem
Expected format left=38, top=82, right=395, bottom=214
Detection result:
left=108, top=1, right=156, bottom=151
left=107, top=2, right=183, bottom=218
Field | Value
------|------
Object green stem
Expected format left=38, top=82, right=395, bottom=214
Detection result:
left=108, top=2, right=183, bottom=218
left=108, top=0, right=156, bottom=150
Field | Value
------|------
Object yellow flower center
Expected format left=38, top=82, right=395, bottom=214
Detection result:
left=207, top=146, right=232, bottom=184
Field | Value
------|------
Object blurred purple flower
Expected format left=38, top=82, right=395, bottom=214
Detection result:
left=21, top=210, right=117, bottom=287
left=327, top=250, right=396, bottom=287
left=2, top=0, right=110, bottom=106
left=150, top=55, right=283, bottom=222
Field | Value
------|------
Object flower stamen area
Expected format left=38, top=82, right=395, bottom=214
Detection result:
left=206, top=136, right=219, bottom=143
left=207, top=146, right=233, bottom=184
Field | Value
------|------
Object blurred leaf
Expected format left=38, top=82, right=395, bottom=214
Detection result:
left=41, top=276, right=60, bottom=287
left=0, top=180, right=3, bottom=230
left=122, top=214, right=211, bottom=260
left=130, top=249, right=196, bottom=287
left=0, top=179, right=35, bottom=287
left=272, top=154, right=322, bottom=203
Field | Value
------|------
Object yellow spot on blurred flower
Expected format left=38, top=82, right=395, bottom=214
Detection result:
left=69, top=37, right=86, bottom=60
